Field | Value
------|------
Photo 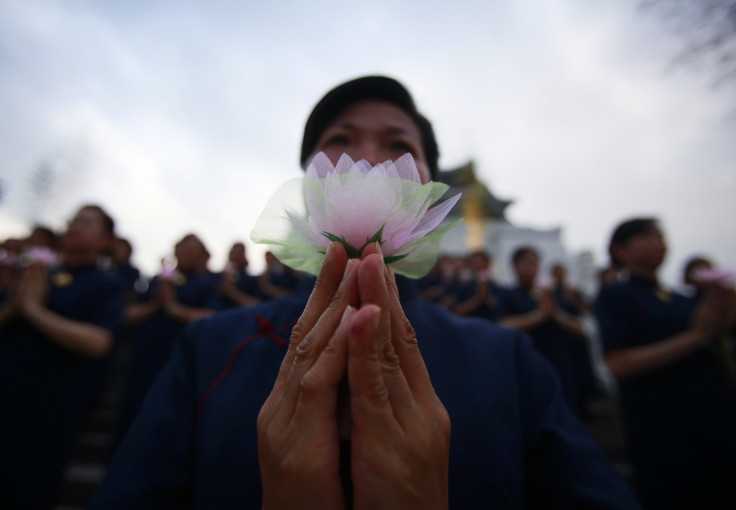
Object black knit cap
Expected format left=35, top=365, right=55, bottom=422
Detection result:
left=300, top=76, right=439, bottom=180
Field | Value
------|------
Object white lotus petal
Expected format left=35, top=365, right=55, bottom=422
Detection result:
left=251, top=152, right=462, bottom=277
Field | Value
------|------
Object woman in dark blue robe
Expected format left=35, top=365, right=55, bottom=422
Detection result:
left=595, top=218, right=736, bottom=509
left=497, top=247, right=589, bottom=416
left=0, top=205, right=124, bottom=509
left=116, top=233, right=221, bottom=445
left=92, top=76, right=640, bottom=510
left=219, top=241, right=262, bottom=309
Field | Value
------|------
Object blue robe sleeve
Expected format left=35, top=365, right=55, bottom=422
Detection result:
left=516, top=336, right=640, bottom=509
left=594, top=286, right=634, bottom=352
left=89, top=322, right=202, bottom=509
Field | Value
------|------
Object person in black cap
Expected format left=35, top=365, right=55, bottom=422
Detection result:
left=300, top=75, right=439, bottom=181
left=90, top=76, right=641, bottom=510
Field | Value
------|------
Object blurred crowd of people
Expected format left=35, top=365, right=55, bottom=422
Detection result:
left=1, top=204, right=735, bottom=509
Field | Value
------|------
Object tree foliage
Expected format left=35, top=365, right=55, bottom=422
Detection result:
left=642, top=0, right=736, bottom=86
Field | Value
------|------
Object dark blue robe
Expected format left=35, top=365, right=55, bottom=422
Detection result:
left=117, top=270, right=221, bottom=444
left=92, top=278, right=640, bottom=509
left=497, top=285, right=585, bottom=415
left=595, top=275, right=736, bottom=509
left=0, top=264, right=124, bottom=509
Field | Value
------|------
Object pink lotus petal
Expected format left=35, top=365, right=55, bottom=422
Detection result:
left=252, top=151, right=462, bottom=278
left=0, top=251, right=19, bottom=266
left=26, top=247, right=59, bottom=265
left=693, top=267, right=735, bottom=283
left=392, top=154, right=421, bottom=183
left=160, top=266, right=179, bottom=280
left=306, top=152, right=336, bottom=180
left=403, top=193, right=461, bottom=243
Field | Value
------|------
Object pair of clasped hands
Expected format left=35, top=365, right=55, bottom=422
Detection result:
left=257, top=242, right=451, bottom=510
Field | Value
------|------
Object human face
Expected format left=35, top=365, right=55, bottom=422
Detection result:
left=616, top=225, right=667, bottom=273
left=513, top=252, right=539, bottom=288
left=229, top=243, right=247, bottom=268
left=175, top=237, right=208, bottom=272
left=62, top=207, right=111, bottom=257
left=551, top=264, right=566, bottom=285
left=311, top=100, right=431, bottom=183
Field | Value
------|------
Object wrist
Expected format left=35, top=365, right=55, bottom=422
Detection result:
left=21, top=300, right=45, bottom=319
left=528, top=309, right=543, bottom=323
left=166, top=302, right=183, bottom=319
left=688, top=326, right=710, bottom=346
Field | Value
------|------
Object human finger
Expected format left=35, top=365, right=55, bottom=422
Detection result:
left=271, top=243, right=347, bottom=392
left=290, top=242, right=349, bottom=345
left=279, top=257, right=360, bottom=413
left=347, top=304, right=398, bottom=434
left=383, top=264, right=435, bottom=398
left=294, top=305, right=355, bottom=419
left=358, top=257, right=419, bottom=422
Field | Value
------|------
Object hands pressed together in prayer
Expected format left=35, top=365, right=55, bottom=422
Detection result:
left=0, top=263, right=49, bottom=324
left=691, top=282, right=736, bottom=344
left=257, top=242, right=451, bottom=510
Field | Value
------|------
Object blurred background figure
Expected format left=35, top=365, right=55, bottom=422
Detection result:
left=111, top=237, right=142, bottom=301
left=116, top=233, right=220, bottom=447
left=21, top=225, right=60, bottom=267
left=25, top=225, right=59, bottom=251
left=680, top=255, right=714, bottom=300
left=496, top=246, right=590, bottom=417
left=417, top=254, right=454, bottom=303
left=598, top=265, right=621, bottom=286
left=448, top=250, right=504, bottom=321
left=595, top=218, right=736, bottom=509
left=0, top=204, right=124, bottom=509
left=0, top=237, right=24, bottom=300
left=550, top=262, right=600, bottom=412
left=258, top=250, right=300, bottom=299
left=219, top=241, right=262, bottom=308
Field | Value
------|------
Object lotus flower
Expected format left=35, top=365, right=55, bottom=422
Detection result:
left=251, top=153, right=461, bottom=278
left=693, top=267, right=735, bottom=286
left=0, top=250, right=20, bottom=266
left=159, top=265, right=180, bottom=281
left=21, top=247, right=59, bottom=267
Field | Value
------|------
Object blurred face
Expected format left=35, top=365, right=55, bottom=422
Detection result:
left=685, top=260, right=712, bottom=287
left=312, top=100, right=431, bottom=183
left=469, top=253, right=490, bottom=272
left=513, top=252, right=539, bottom=287
left=229, top=243, right=247, bottom=268
left=616, top=225, right=667, bottom=272
left=175, top=237, right=208, bottom=271
left=113, top=239, right=132, bottom=264
left=552, top=264, right=566, bottom=284
left=27, top=229, right=55, bottom=250
left=62, top=208, right=112, bottom=256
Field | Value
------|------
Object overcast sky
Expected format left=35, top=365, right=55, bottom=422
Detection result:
left=1, top=0, right=734, bottom=286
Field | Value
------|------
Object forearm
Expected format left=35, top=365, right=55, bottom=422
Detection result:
left=554, top=310, right=585, bottom=336
left=125, top=301, right=159, bottom=324
left=498, top=310, right=545, bottom=331
left=224, top=286, right=260, bottom=307
left=0, top=301, right=17, bottom=330
left=452, top=296, right=481, bottom=316
left=605, top=328, right=706, bottom=379
left=23, top=304, right=113, bottom=358
left=165, top=302, right=214, bottom=323
left=258, top=278, right=292, bottom=299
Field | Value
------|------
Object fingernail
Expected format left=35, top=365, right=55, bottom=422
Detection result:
left=374, top=242, right=384, bottom=263
left=324, top=242, right=335, bottom=263
left=343, top=258, right=357, bottom=279
left=340, top=305, right=353, bottom=326
left=371, top=307, right=381, bottom=331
